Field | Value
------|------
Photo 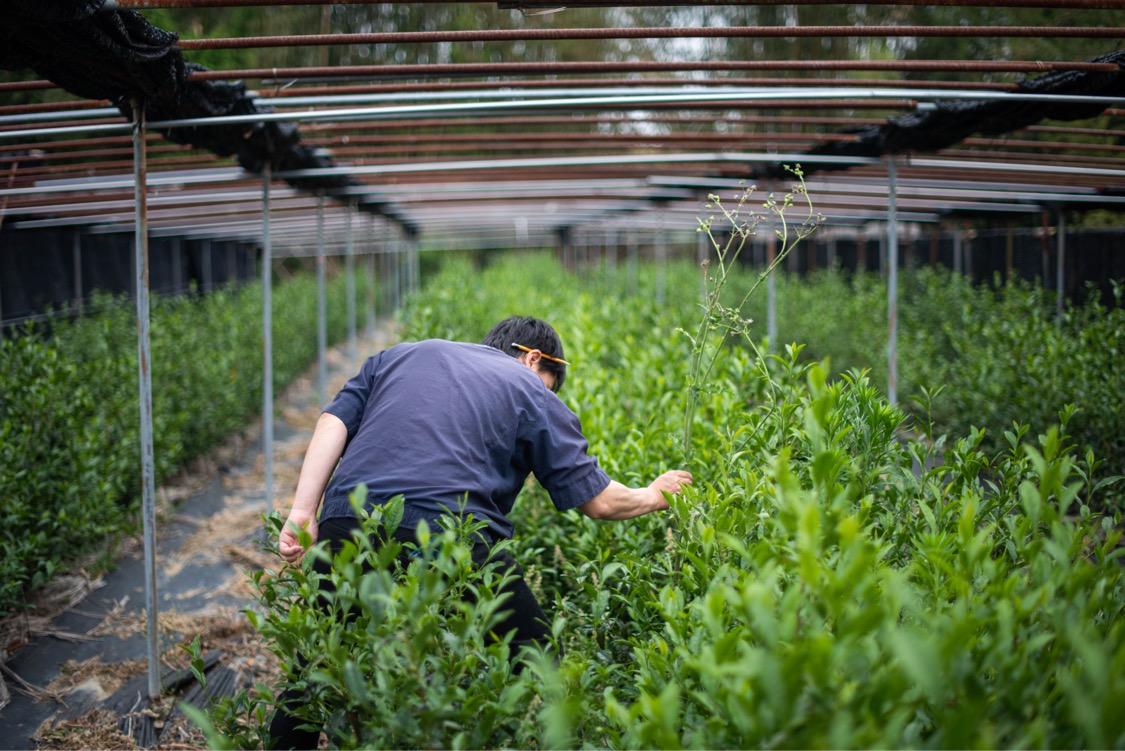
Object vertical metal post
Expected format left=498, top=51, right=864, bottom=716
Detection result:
left=132, top=100, right=160, bottom=701
left=366, top=215, right=376, bottom=338
left=72, top=230, right=83, bottom=317
left=171, top=237, right=182, bottom=295
left=605, top=227, right=617, bottom=279
left=411, top=237, right=420, bottom=295
left=1056, top=210, right=1066, bottom=324
left=963, top=220, right=973, bottom=281
left=262, top=165, right=274, bottom=517
left=201, top=239, right=212, bottom=294
left=656, top=211, right=667, bottom=307
left=627, top=219, right=638, bottom=296
left=767, top=217, right=777, bottom=354
left=381, top=223, right=392, bottom=319
left=393, top=228, right=402, bottom=312
left=827, top=234, right=837, bottom=270
left=953, top=225, right=963, bottom=275
left=316, top=195, right=327, bottom=407
left=697, top=225, right=708, bottom=301
left=878, top=225, right=887, bottom=278
left=1005, top=221, right=1015, bottom=284
left=345, top=202, right=357, bottom=360
left=887, top=158, right=899, bottom=407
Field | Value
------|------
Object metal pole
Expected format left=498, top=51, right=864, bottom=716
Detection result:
left=953, top=224, right=963, bottom=274
left=346, top=202, right=357, bottom=360
left=171, top=237, right=183, bottom=295
left=381, top=222, right=392, bottom=319
left=1056, top=210, right=1066, bottom=323
left=132, top=99, right=160, bottom=701
left=605, top=226, right=617, bottom=278
left=887, top=158, right=899, bottom=406
left=201, top=238, right=213, bottom=293
left=656, top=211, right=667, bottom=307
left=316, top=195, right=327, bottom=406
left=366, top=215, right=376, bottom=337
left=72, top=230, right=83, bottom=317
left=262, top=165, right=274, bottom=517
left=627, top=219, right=638, bottom=295
left=697, top=225, right=708, bottom=301
left=393, top=229, right=402, bottom=311
left=964, top=221, right=974, bottom=281
left=767, top=211, right=777, bottom=353
left=411, top=236, right=420, bottom=295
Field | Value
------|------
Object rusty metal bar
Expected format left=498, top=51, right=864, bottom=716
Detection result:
left=314, top=131, right=862, bottom=146
left=0, top=74, right=1021, bottom=98
left=101, top=0, right=1125, bottom=9
left=178, top=25, right=1125, bottom=51
left=191, top=59, right=1121, bottom=81
left=501, top=0, right=1124, bottom=7
left=254, top=77, right=1018, bottom=98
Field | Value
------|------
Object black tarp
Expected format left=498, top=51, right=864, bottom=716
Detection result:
left=0, top=0, right=364, bottom=197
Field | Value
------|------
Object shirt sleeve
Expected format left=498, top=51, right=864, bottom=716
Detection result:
left=324, top=352, right=383, bottom=439
left=520, top=393, right=612, bottom=512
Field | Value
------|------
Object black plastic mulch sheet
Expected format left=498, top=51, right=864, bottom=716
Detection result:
left=0, top=0, right=358, bottom=197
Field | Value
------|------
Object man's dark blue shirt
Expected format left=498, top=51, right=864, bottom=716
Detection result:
left=320, top=339, right=611, bottom=541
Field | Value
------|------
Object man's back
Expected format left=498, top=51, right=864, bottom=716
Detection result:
left=320, top=339, right=608, bottom=540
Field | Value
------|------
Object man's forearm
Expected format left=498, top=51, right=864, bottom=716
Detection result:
left=578, top=470, right=692, bottom=521
left=580, top=481, right=665, bottom=520
left=291, top=412, right=349, bottom=514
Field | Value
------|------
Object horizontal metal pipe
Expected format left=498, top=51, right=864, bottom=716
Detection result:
left=193, top=59, right=1121, bottom=81
left=254, top=77, right=1018, bottom=99
left=0, top=100, right=112, bottom=117
left=178, top=26, right=1125, bottom=51
left=3, top=87, right=1115, bottom=142
left=316, top=131, right=861, bottom=146
left=102, top=0, right=1125, bottom=10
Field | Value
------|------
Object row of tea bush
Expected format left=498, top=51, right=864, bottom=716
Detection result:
left=0, top=273, right=364, bottom=616
left=191, top=252, right=1123, bottom=749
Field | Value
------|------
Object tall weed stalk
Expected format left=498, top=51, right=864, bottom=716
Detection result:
left=681, top=166, right=821, bottom=463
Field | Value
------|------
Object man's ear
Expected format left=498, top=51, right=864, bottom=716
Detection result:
left=523, top=349, right=543, bottom=368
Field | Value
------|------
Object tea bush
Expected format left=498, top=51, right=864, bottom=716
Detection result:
left=0, top=271, right=367, bottom=616
left=197, top=252, right=1123, bottom=749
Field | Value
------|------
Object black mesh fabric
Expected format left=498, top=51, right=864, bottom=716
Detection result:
left=756, top=49, right=1125, bottom=179
left=2, top=3, right=1121, bottom=198
left=0, top=0, right=364, bottom=199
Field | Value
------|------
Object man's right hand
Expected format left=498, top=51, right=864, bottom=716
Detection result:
left=279, top=507, right=318, bottom=564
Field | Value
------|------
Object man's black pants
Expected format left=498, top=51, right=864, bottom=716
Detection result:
left=268, top=517, right=553, bottom=750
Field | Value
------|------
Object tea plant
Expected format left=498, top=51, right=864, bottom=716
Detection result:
left=186, top=493, right=546, bottom=749
left=192, top=251, right=1123, bottom=749
left=0, top=270, right=367, bottom=615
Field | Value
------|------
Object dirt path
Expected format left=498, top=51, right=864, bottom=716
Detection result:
left=0, top=327, right=395, bottom=751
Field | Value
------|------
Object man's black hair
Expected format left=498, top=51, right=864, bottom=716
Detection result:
left=482, top=316, right=567, bottom=393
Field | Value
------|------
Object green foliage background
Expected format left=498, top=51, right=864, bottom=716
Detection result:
left=0, top=270, right=368, bottom=616
left=192, top=251, right=1123, bottom=750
